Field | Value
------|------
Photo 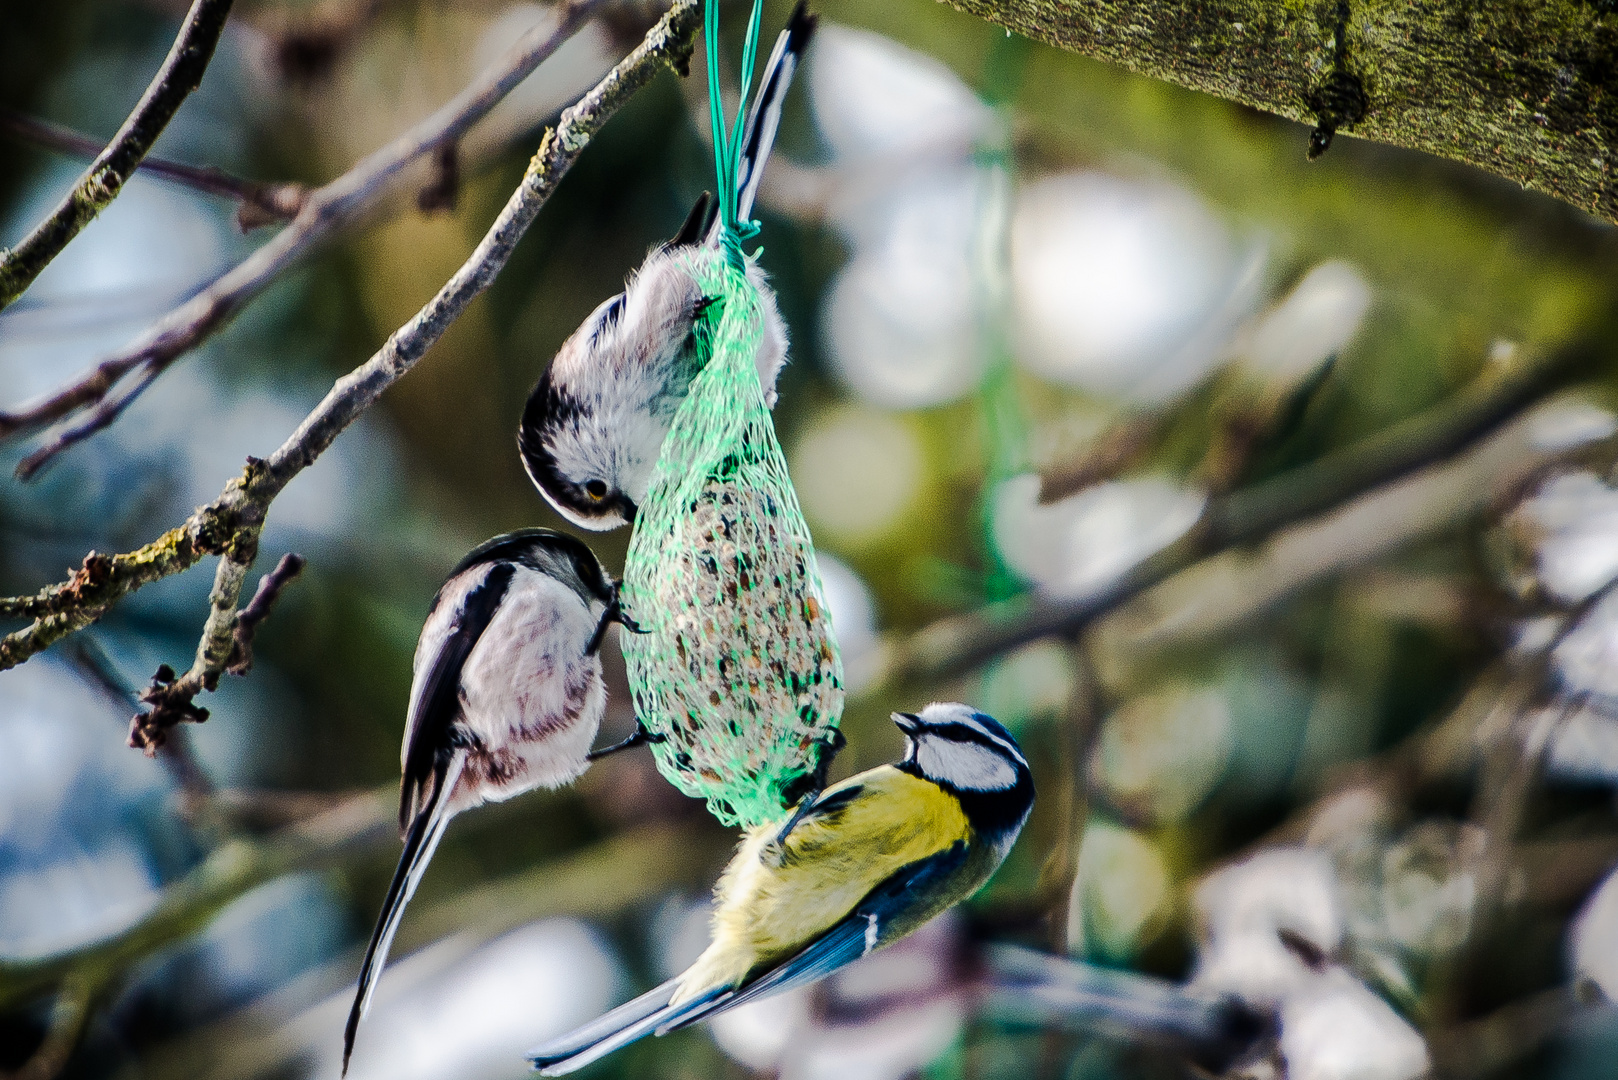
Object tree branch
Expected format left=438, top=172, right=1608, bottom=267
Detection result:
left=944, top=0, right=1618, bottom=226
left=0, top=788, right=395, bottom=1010
left=0, top=109, right=307, bottom=230
left=227, top=552, right=307, bottom=675
left=2, top=974, right=96, bottom=1080
left=0, top=0, right=237, bottom=310
left=0, top=0, right=616, bottom=476
left=879, top=345, right=1586, bottom=689
left=1091, top=392, right=1618, bottom=666
left=0, top=0, right=701, bottom=696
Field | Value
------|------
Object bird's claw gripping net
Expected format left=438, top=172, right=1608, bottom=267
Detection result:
left=621, top=247, right=844, bottom=828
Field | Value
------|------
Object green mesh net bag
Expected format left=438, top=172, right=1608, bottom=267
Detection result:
left=620, top=242, right=844, bottom=828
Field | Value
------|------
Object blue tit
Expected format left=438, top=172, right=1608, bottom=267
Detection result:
left=343, top=529, right=651, bottom=1074
left=527, top=701, right=1035, bottom=1075
left=517, top=3, right=817, bottom=531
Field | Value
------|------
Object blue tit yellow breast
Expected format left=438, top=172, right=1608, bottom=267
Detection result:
left=674, top=765, right=976, bottom=1000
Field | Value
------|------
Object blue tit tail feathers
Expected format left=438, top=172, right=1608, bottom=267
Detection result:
left=527, top=977, right=724, bottom=1076
left=531, top=842, right=976, bottom=1074
left=715, top=1, right=817, bottom=240
left=341, top=752, right=466, bottom=1076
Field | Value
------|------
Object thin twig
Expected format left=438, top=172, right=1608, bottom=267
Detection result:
left=1086, top=398, right=1618, bottom=688
left=0, top=0, right=614, bottom=476
left=0, top=0, right=701, bottom=710
left=62, top=636, right=216, bottom=801
left=0, top=0, right=237, bottom=310
left=129, top=551, right=306, bottom=756
left=227, top=552, right=306, bottom=675
left=0, top=109, right=307, bottom=229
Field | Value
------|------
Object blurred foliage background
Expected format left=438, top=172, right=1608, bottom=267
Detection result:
left=4, top=1, right=1618, bottom=1079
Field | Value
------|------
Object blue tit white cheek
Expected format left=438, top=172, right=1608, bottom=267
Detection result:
left=915, top=737, right=1020, bottom=791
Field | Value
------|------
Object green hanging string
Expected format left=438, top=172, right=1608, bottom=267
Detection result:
left=705, top=0, right=765, bottom=269
left=618, top=2, right=845, bottom=827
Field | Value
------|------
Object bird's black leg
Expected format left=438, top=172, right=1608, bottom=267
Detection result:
left=771, top=729, right=847, bottom=847
left=586, top=597, right=648, bottom=656
left=585, top=722, right=666, bottom=761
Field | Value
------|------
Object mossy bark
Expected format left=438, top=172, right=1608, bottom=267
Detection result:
left=944, top=0, right=1617, bottom=224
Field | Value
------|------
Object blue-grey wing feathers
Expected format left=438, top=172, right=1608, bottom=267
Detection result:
left=529, top=842, right=973, bottom=1074
left=528, top=977, right=723, bottom=1076
left=675, top=841, right=971, bottom=1026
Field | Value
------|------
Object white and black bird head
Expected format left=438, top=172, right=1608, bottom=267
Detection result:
left=517, top=3, right=816, bottom=531
left=895, top=702, right=1035, bottom=848
left=518, top=195, right=725, bottom=530
left=437, top=527, right=625, bottom=654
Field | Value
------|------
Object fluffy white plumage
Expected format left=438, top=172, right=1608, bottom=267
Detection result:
left=345, top=530, right=625, bottom=1074
left=409, top=563, right=606, bottom=808
left=518, top=4, right=812, bottom=531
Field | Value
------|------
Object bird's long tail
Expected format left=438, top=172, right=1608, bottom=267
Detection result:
left=341, top=753, right=466, bottom=1075
left=709, top=0, right=817, bottom=244
left=527, top=977, right=726, bottom=1076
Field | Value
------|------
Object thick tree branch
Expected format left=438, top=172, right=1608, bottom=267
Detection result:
left=944, top=0, right=1618, bottom=226
left=0, top=109, right=307, bottom=229
left=0, top=0, right=701, bottom=690
left=0, top=0, right=615, bottom=476
left=0, top=0, right=236, bottom=310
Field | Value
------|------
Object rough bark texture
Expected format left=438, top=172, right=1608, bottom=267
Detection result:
left=943, top=0, right=1618, bottom=224
left=0, top=0, right=236, bottom=309
left=0, top=0, right=701, bottom=682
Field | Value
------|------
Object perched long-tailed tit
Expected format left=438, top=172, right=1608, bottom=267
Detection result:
left=518, top=4, right=816, bottom=530
left=342, top=529, right=651, bottom=1073
left=528, top=703, right=1035, bottom=1075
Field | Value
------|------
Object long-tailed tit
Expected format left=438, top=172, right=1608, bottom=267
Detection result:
left=518, top=4, right=816, bottom=530
left=342, top=528, right=651, bottom=1072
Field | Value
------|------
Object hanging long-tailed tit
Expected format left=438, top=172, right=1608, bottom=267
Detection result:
left=528, top=703, right=1035, bottom=1075
left=342, top=529, right=653, bottom=1074
left=518, top=4, right=816, bottom=530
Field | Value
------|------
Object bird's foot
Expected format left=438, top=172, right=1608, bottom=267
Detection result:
left=770, top=729, right=847, bottom=849
left=585, top=722, right=666, bottom=761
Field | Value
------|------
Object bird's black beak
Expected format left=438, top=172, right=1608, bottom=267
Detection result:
left=892, top=712, right=921, bottom=736
left=617, top=493, right=639, bottom=524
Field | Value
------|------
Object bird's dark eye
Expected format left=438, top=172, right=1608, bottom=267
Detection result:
left=584, top=480, right=608, bottom=501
